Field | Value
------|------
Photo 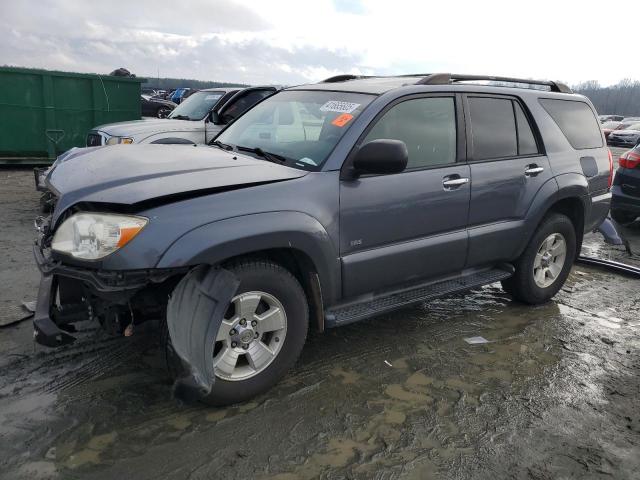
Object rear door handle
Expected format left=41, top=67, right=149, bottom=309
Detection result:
left=525, top=165, right=544, bottom=176
left=442, top=176, right=470, bottom=190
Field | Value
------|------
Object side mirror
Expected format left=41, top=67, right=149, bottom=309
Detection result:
left=209, top=110, right=222, bottom=125
left=351, top=139, right=408, bottom=176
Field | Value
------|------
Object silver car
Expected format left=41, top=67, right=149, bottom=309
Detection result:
left=86, top=86, right=279, bottom=147
left=608, top=122, right=640, bottom=147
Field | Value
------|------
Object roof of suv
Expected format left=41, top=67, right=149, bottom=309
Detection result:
left=289, top=73, right=573, bottom=96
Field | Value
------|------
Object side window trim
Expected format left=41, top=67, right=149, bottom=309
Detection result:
left=513, top=98, right=544, bottom=156
left=341, top=92, right=464, bottom=177
left=462, top=93, right=544, bottom=163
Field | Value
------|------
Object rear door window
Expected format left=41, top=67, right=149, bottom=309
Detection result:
left=539, top=98, right=603, bottom=149
left=468, top=97, right=517, bottom=160
left=514, top=102, right=539, bottom=155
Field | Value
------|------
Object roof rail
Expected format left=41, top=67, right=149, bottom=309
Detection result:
left=322, top=74, right=370, bottom=83
left=416, top=73, right=573, bottom=94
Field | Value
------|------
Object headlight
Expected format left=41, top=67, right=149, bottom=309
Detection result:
left=51, top=213, right=148, bottom=260
left=106, top=136, right=134, bottom=145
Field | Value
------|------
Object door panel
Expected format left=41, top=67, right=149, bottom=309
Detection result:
left=464, top=94, right=553, bottom=267
left=467, top=156, right=552, bottom=266
left=340, top=164, right=470, bottom=298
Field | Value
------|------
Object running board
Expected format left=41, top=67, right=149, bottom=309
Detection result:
left=325, top=266, right=514, bottom=328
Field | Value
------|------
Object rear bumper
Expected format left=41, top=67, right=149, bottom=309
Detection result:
left=611, top=185, right=640, bottom=214
left=585, top=191, right=612, bottom=232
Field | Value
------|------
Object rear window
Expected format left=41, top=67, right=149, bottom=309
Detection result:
left=539, top=99, right=603, bottom=149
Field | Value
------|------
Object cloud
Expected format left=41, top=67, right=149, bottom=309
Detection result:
left=1, top=0, right=637, bottom=86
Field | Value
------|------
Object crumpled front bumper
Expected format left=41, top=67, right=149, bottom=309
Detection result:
left=33, top=274, right=75, bottom=347
left=32, top=243, right=185, bottom=347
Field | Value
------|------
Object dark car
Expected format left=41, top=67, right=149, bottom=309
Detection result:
left=611, top=144, right=640, bottom=224
left=33, top=73, right=611, bottom=406
left=140, top=94, right=176, bottom=118
left=608, top=122, right=640, bottom=147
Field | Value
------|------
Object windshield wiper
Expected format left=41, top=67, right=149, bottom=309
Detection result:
left=171, top=114, right=191, bottom=120
left=210, top=140, right=233, bottom=151
left=236, top=146, right=288, bottom=164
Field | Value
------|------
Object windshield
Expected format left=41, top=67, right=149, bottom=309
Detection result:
left=602, top=121, right=619, bottom=129
left=627, top=123, right=640, bottom=131
left=215, top=90, right=375, bottom=170
left=168, top=91, right=225, bottom=120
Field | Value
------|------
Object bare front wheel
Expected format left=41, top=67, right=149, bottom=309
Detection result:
left=165, top=260, right=308, bottom=406
left=502, top=213, right=576, bottom=304
left=214, top=291, right=287, bottom=381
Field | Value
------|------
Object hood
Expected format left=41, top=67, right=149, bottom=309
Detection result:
left=93, top=118, right=202, bottom=138
left=47, top=145, right=307, bottom=223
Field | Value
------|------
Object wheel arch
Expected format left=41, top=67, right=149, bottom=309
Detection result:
left=516, top=174, right=588, bottom=260
left=156, top=211, right=341, bottom=329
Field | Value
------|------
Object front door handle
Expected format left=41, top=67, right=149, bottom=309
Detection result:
left=525, top=165, right=544, bottom=176
left=442, top=176, right=470, bottom=190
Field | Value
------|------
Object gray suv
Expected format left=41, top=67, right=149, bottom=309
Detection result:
left=33, top=73, right=612, bottom=405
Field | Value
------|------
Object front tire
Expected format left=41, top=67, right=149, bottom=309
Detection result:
left=157, top=106, right=171, bottom=118
left=501, top=213, right=576, bottom=304
left=165, top=260, right=308, bottom=406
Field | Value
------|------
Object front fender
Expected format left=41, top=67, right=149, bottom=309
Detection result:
left=156, top=211, right=340, bottom=304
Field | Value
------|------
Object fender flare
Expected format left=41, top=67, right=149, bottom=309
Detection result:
left=156, top=211, right=341, bottom=304
left=515, top=173, right=589, bottom=257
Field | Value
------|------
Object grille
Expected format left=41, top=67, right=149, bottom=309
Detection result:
left=86, top=132, right=103, bottom=147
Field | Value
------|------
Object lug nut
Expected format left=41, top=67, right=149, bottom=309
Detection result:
left=239, top=318, right=247, bottom=326
left=275, top=337, right=280, bottom=343
left=251, top=320, right=257, bottom=327
left=230, top=329, right=237, bottom=336
left=254, top=332, right=260, bottom=338
left=242, top=344, right=249, bottom=350
left=231, top=341, right=238, bottom=348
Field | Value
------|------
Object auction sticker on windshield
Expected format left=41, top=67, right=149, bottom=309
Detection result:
left=320, top=101, right=361, bottom=114
left=331, top=113, right=354, bottom=127
left=205, top=95, right=222, bottom=101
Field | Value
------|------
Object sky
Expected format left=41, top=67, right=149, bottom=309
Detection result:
left=1, top=0, right=636, bottom=87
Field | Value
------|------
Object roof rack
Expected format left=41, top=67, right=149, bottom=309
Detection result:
left=322, top=74, right=372, bottom=83
left=416, top=73, right=573, bottom=94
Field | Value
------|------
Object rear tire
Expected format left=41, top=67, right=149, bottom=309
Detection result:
left=165, top=260, right=308, bottom=406
left=501, top=213, right=576, bottom=304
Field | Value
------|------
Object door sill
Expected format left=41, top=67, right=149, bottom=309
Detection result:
left=325, top=265, right=514, bottom=328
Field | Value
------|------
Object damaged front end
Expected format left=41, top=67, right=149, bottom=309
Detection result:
left=32, top=215, right=186, bottom=347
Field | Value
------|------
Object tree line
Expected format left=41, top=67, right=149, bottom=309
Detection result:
left=144, top=77, right=249, bottom=91
left=574, top=80, right=640, bottom=116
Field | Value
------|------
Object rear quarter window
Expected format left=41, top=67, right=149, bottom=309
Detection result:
left=539, top=98, right=603, bottom=149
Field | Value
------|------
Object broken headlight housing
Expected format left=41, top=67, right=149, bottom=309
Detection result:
left=51, top=213, right=148, bottom=260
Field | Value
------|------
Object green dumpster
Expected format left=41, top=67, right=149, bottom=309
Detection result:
left=0, top=66, right=145, bottom=165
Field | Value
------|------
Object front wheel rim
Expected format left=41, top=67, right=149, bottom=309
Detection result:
left=533, top=233, right=567, bottom=288
left=213, top=291, right=287, bottom=381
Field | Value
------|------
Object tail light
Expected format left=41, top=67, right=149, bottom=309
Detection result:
left=608, top=149, right=614, bottom=188
left=619, top=150, right=640, bottom=169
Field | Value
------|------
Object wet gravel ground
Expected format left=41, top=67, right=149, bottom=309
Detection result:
left=1, top=166, right=639, bottom=480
